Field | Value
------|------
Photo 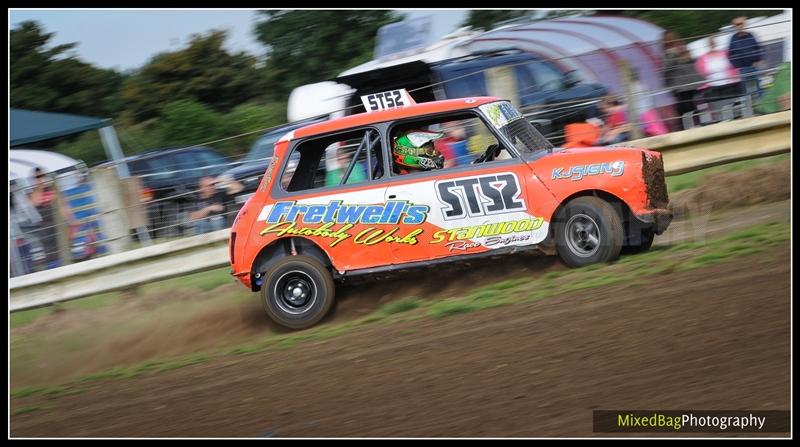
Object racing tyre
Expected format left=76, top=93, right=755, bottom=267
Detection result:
left=261, top=255, right=336, bottom=330
left=622, top=228, right=655, bottom=255
left=555, top=196, right=624, bottom=268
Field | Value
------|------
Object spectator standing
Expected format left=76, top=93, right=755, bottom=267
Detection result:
left=663, top=30, right=704, bottom=128
left=629, top=70, right=669, bottom=137
left=10, top=187, right=42, bottom=275
left=695, top=35, right=744, bottom=116
left=27, top=168, right=65, bottom=267
left=728, top=16, right=765, bottom=100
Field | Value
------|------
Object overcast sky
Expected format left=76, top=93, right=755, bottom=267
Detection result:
left=9, top=9, right=470, bottom=72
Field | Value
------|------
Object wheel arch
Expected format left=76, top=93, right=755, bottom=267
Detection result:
left=250, top=237, right=334, bottom=292
left=552, top=189, right=662, bottom=247
left=551, top=189, right=631, bottom=223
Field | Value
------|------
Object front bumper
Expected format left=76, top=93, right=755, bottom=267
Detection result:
left=634, top=208, right=673, bottom=235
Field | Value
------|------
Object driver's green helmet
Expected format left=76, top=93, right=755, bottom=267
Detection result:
left=392, top=130, right=445, bottom=171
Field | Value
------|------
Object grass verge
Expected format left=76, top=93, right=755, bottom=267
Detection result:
left=666, top=152, right=789, bottom=193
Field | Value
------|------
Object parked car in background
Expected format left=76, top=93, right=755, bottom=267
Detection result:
left=301, top=49, right=608, bottom=146
left=101, top=146, right=233, bottom=238
left=217, top=117, right=327, bottom=208
left=431, top=51, right=609, bottom=138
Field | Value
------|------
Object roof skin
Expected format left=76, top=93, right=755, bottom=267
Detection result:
left=293, top=96, right=501, bottom=139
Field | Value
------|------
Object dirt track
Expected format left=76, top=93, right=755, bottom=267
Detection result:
left=10, top=159, right=792, bottom=437
left=11, top=246, right=790, bottom=437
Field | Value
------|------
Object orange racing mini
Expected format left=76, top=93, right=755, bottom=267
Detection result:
left=229, top=91, right=672, bottom=329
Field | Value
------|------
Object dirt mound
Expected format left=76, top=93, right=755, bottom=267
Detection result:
left=669, top=159, right=789, bottom=217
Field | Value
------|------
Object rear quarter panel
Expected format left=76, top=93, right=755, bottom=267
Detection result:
left=529, top=147, right=657, bottom=218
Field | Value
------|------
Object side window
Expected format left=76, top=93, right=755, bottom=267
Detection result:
left=194, top=150, right=228, bottom=177
left=441, top=70, right=487, bottom=99
left=280, top=128, right=383, bottom=192
left=389, top=113, right=510, bottom=177
left=515, top=63, right=539, bottom=102
left=171, top=152, right=201, bottom=180
left=143, top=155, right=178, bottom=181
left=246, top=134, right=280, bottom=162
left=128, top=159, right=150, bottom=176
left=527, top=61, right=563, bottom=91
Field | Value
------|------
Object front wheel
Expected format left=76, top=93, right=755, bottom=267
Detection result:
left=261, top=255, right=336, bottom=330
left=554, top=196, right=624, bottom=268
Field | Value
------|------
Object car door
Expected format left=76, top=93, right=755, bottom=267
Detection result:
left=383, top=115, right=537, bottom=264
left=267, top=127, right=395, bottom=272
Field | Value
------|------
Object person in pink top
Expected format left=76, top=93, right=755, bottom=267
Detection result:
left=695, top=35, right=744, bottom=109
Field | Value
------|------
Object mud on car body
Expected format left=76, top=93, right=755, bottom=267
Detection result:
left=230, top=91, right=672, bottom=329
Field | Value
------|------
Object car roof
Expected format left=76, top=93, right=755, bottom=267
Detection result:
left=293, top=96, right=500, bottom=139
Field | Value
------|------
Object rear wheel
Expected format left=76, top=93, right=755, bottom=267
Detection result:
left=555, top=196, right=624, bottom=268
left=261, top=255, right=336, bottom=330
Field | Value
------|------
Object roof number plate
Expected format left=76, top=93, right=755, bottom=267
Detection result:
left=361, top=89, right=413, bottom=112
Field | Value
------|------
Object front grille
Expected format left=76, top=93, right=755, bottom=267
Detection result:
left=642, top=152, right=669, bottom=209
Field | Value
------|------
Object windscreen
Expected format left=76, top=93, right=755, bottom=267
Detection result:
left=479, top=101, right=553, bottom=154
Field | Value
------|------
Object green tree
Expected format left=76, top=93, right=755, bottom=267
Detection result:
left=10, top=21, right=124, bottom=117
left=159, top=99, right=224, bottom=147
left=217, top=102, right=288, bottom=156
left=54, top=131, right=108, bottom=166
left=461, top=10, right=532, bottom=31
left=122, top=30, right=263, bottom=122
left=253, top=10, right=400, bottom=101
